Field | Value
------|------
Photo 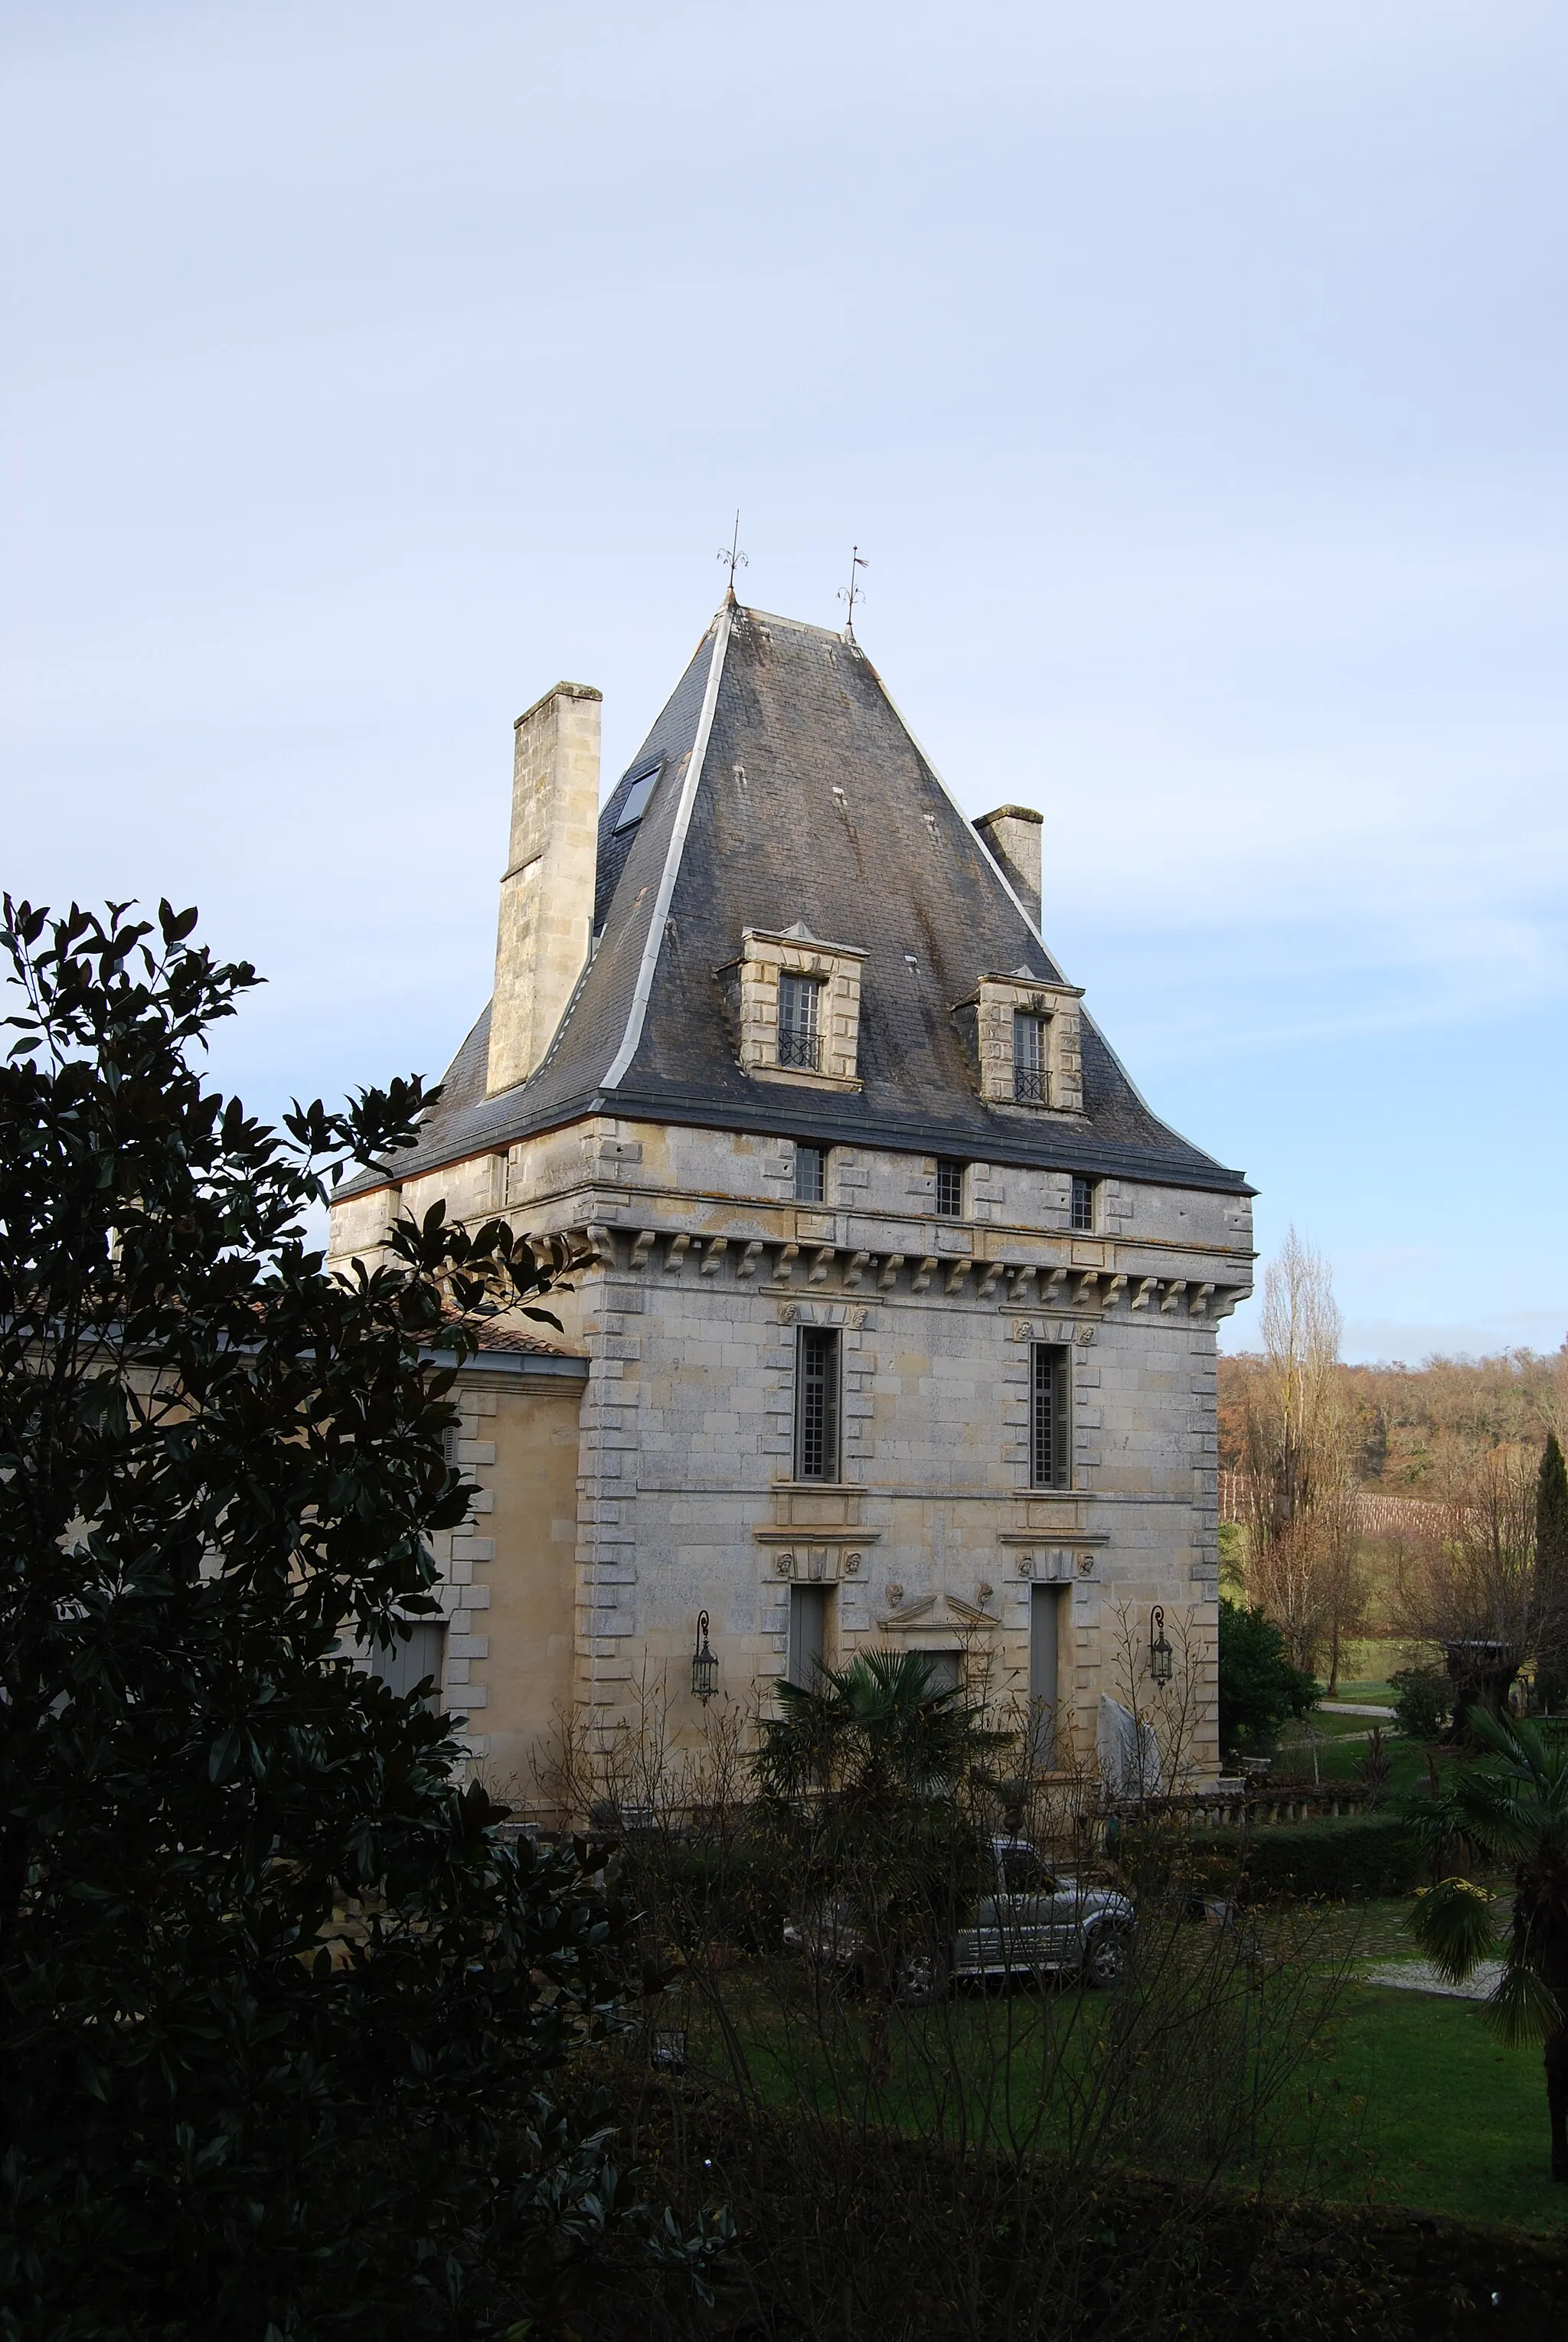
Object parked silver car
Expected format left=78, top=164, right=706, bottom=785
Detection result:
left=783, top=1837, right=1135, bottom=2004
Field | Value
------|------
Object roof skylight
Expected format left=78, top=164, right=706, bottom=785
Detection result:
left=613, top=759, right=662, bottom=832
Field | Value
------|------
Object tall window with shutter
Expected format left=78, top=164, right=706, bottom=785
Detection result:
left=366, top=1618, right=447, bottom=1707
left=787, top=1586, right=831, bottom=1687
left=1030, top=1343, right=1070, bottom=1489
left=794, top=1325, right=840, bottom=1481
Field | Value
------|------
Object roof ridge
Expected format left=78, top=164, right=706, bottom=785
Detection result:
left=601, top=603, right=733, bottom=1090
left=735, top=603, right=848, bottom=642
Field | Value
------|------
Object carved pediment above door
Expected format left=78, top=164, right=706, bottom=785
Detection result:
left=877, top=1590, right=1001, bottom=1634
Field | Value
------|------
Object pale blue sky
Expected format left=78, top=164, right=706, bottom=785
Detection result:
left=4, top=2, right=1565, bottom=1360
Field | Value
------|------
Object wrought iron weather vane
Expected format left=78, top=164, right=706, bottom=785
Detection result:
left=717, top=511, right=748, bottom=599
left=838, top=544, right=868, bottom=638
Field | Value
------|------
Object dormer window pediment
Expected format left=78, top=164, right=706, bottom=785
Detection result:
left=957, top=972, right=1086, bottom=1115
left=735, top=927, right=866, bottom=1093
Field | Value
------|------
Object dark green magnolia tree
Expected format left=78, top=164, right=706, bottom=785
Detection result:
left=1403, top=1710, right=1568, bottom=2180
left=1215, top=1597, right=1318, bottom=1757
left=0, top=900, right=719, bottom=2340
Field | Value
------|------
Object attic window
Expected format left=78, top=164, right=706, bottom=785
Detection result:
left=965, top=974, right=1086, bottom=1115
left=736, top=926, right=866, bottom=1092
left=1013, top=1011, right=1047, bottom=1103
left=613, top=759, right=662, bottom=832
left=779, top=974, right=823, bottom=1070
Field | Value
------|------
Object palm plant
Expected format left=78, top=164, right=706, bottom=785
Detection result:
left=1403, top=1708, right=1568, bottom=2179
left=754, top=1645, right=1004, bottom=1814
left=753, top=1650, right=1008, bottom=2069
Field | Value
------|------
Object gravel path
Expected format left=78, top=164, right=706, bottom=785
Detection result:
left=1363, top=1958, right=1505, bottom=2001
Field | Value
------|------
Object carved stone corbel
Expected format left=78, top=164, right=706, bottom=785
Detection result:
left=629, top=1230, right=657, bottom=1271
left=736, top=1240, right=765, bottom=1279
left=945, top=1257, right=973, bottom=1295
left=665, top=1232, right=691, bottom=1273
left=774, top=1241, right=799, bottom=1282
left=700, top=1236, right=729, bottom=1276
left=877, top=1253, right=905, bottom=1290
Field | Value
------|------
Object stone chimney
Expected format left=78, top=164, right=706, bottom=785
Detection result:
left=485, top=681, right=602, bottom=1097
left=975, top=804, right=1044, bottom=927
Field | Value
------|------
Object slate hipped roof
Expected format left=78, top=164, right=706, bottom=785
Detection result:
left=359, top=602, right=1247, bottom=1196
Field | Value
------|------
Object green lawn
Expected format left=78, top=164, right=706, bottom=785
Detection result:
left=1271, top=1719, right=1439, bottom=1795
left=668, top=1899, right=1568, bottom=2237
left=1331, top=1636, right=1441, bottom=1706
left=1309, top=1982, right=1566, bottom=2233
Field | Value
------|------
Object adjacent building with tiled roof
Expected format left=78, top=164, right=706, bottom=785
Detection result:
left=328, top=596, right=1253, bottom=1788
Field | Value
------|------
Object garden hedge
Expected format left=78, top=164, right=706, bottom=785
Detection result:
left=1181, top=1814, right=1427, bottom=1902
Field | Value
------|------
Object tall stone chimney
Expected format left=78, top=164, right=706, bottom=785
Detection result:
left=485, top=681, right=602, bottom=1097
left=975, top=804, right=1044, bottom=928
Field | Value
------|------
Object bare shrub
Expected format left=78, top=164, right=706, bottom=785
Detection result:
left=547, top=1677, right=1361, bottom=2342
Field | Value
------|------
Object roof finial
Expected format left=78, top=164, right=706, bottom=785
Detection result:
left=717, top=509, right=748, bottom=602
left=838, top=544, right=868, bottom=638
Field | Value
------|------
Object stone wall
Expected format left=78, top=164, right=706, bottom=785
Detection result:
left=325, top=1116, right=1250, bottom=1788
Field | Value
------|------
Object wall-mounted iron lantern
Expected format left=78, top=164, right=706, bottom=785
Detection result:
left=1149, top=1605, right=1174, bottom=1685
left=691, top=1610, right=719, bottom=1704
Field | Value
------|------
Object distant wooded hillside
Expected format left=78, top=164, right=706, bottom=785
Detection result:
left=1218, top=1346, right=1566, bottom=1489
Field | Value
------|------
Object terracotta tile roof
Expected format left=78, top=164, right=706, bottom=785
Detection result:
left=424, top=1313, right=580, bottom=1360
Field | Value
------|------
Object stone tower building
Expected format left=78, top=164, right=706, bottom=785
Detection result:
left=326, top=599, right=1253, bottom=1790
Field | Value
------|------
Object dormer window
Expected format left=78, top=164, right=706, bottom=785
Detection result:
left=731, top=926, right=865, bottom=1093
left=778, top=973, right=823, bottom=1070
left=1012, top=1011, right=1047, bottom=1102
left=612, top=758, right=662, bottom=832
left=958, top=973, right=1086, bottom=1115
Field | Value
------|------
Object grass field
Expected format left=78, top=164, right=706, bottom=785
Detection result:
left=671, top=1899, right=1568, bottom=2238
left=1311, top=1980, right=1566, bottom=2231
left=1331, top=1635, right=1440, bottom=1705
left=1272, top=1714, right=1439, bottom=1794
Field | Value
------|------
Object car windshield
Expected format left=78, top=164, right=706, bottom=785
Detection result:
left=998, top=1848, right=1054, bottom=1895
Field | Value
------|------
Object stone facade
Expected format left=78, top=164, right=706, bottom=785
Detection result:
left=331, top=1116, right=1250, bottom=1787
left=327, top=598, right=1254, bottom=1798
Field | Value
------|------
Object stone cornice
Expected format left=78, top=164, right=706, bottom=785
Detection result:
left=564, top=1220, right=1247, bottom=1320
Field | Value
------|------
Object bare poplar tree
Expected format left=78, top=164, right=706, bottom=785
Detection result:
left=1242, top=1229, right=1364, bottom=1681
